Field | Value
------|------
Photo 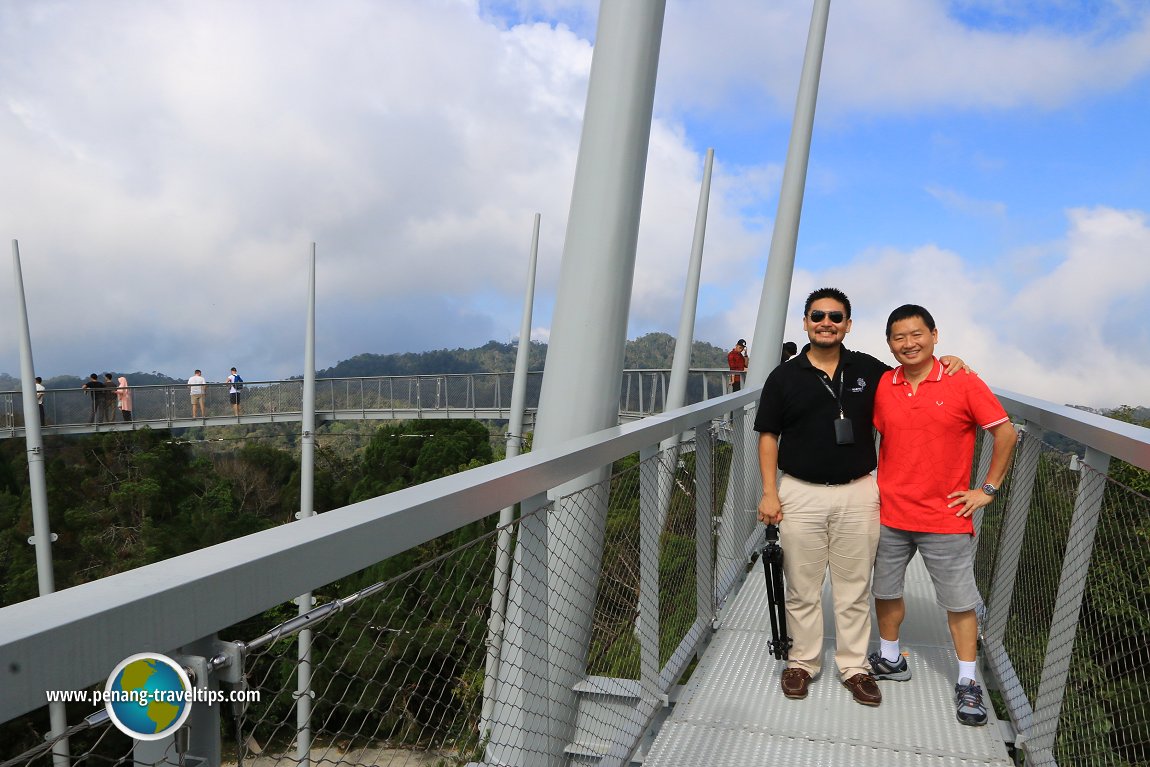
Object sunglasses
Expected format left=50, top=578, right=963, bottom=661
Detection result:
left=808, top=310, right=846, bottom=323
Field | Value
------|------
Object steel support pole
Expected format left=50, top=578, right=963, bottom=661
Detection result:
left=525, top=2, right=666, bottom=761
left=482, top=213, right=541, bottom=735
left=656, top=149, right=714, bottom=529
left=745, top=0, right=830, bottom=389
left=12, top=241, right=69, bottom=767
left=732, top=0, right=831, bottom=593
left=295, top=244, right=318, bottom=767
left=666, top=147, right=711, bottom=413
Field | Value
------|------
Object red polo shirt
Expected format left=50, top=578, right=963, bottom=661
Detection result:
left=873, top=358, right=1009, bottom=534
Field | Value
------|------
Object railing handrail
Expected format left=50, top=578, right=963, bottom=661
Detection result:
left=0, top=387, right=759, bottom=723
left=993, top=387, right=1150, bottom=471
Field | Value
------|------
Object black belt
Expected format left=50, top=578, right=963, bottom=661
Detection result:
left=789, top=473, right=870, bottom=487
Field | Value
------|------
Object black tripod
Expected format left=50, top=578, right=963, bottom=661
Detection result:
left=762, top=524, right=792, bottom=660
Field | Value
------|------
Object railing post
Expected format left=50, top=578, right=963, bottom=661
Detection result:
left=638, top=443, right=661, bottom=695
left=695, top=425, right=715, bottom=630
left=715, top=406, right=751, bottom=600
left=1027, top=446, right=1112, bottom=763
left=982, top=424, right=1044, bottom=735
left=487, top=493, right=552, bottom=767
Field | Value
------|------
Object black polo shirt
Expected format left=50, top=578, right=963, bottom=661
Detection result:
left=753, top=344, right=891, bottom=484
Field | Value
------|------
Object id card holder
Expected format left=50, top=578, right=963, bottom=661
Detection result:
left=834, top=416, right=855, bottom=445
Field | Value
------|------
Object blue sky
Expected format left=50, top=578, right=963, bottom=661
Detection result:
left=1, top=0, right=1148, bottom=408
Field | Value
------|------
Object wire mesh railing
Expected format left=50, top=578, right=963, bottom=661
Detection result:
left=225, top=434, right=721, bottom=766
left=976, top=427, right=1150, bottom=766
left=0, top=414, right=740, bottom=767
left=235, top=518, right=503, bottom=767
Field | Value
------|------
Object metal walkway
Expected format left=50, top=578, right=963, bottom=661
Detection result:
left=645, top=554, right=1014, bottom=766
left=0, top=368, right=733, bottom=439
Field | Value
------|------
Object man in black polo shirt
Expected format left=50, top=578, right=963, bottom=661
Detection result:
left=754, top=287, right=965, bottom=707
left=83, top=373, right=103, bottom=423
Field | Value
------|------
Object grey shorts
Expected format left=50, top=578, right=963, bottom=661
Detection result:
left=872, top=526, right=982, bottom=612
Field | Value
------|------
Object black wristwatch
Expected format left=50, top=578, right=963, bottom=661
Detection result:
left=981, top=482, right=998, bottom=497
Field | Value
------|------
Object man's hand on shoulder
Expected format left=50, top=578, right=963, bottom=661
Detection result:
left=939, top=355, right=977, bottom=376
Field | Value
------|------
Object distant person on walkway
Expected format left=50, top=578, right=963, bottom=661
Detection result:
left=101, top=374, right=118, bottom=422
left=868, top=304, right=1015, bottom=727
left=754, top=287, right=970, bottom=708
left=35, top=377, right=45, bottom=424
left=116, top=376, right=133, bottom=422
left=83, top=373, right=103, bottom=423
left=780, top=341, right=797, bottom=364
left=226, top=367, right=243, bottom=416
left=727, top=339, right=748, bottom=392
left=188, top=369, right=207, bottom=418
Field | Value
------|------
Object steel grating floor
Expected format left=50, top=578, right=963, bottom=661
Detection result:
left=643, top=553, right=1014, bottom=766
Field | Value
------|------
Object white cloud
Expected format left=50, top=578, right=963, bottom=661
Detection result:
left=766, top=207, right=1150, bottom=409
left=1, top=0, right=1147, bottom=415
left=0, top=1, right=599, bottom=378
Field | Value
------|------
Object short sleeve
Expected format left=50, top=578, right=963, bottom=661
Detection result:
left=753, top=369, right=785, bottom=434
left=965, top=376, right=1009, bottom=429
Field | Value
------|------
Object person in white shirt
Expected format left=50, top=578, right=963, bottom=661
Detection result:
left=226, top=367, right=243, bottom=416
left=35, top=376, right=46, bottom=424
left=188, top=369, right=207, bottom=418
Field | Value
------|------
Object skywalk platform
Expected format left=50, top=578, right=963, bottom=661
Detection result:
left=645, top=554, right=1014, bottom=766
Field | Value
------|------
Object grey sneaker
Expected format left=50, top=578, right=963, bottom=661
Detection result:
left=955, top=678, right=988, bottom=726
left=867, top=651, right=911, bottom=681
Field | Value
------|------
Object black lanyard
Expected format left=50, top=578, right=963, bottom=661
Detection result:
left=816, top=368, right=846, bottom=419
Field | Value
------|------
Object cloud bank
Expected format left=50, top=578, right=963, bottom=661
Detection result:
left=0, top=0, right=1147, bottom=410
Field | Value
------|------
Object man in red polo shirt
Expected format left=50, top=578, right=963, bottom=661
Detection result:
left=868, top=304, right=1016, bottom=726
left=728, top=339, right=748, bottom=391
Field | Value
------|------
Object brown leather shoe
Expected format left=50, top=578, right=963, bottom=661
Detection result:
left=781, top=668, right=812, bottom=699
left=843, top=673, right=882, bottom=706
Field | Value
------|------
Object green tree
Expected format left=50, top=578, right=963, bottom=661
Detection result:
left=351, top=420, right=494, bottom=502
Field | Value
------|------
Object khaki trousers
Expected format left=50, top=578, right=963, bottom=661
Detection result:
left=778, top=473, right=880, bottom=681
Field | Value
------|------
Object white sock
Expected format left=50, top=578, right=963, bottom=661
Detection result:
left=957, top=660, right=977, bottom=684
left=881, top=638, right=901, bottom=663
